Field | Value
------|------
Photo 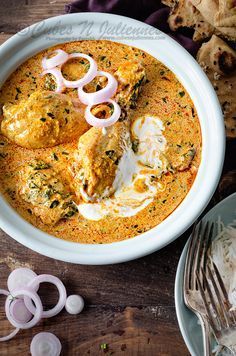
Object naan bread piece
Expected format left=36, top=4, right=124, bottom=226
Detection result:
left=197, top=35, right=236, bottom=138
left=215, top=0, right=236, bottom=28
left=162, top=0, right=176, bottom=7
left=190, top=0, right=218, bottom=25
left=164, top=0, right=215, bottom=41
left=191, top=0, right=236, bottom=40
left=193, top=19, right=215, bottom=41
left=168, top=0, right=200, bottom=29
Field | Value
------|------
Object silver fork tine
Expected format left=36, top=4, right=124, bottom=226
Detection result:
left=195, top=221, right=213, bottom=290
left=201, top=268, right=221, bottom=322
left=212, top=262, right=236, bottom=325
left=184, top=221, right=200, bottom=290
left=212, top=262, right=230, bottom=305
left=184, top=220, right=212, bottom=356
left=206, top=264, right=231, bottom=328
left=196, top=271, right=219, bottom=335
left=193, top=221, right=206, bottom=289
left=202, top=223, right=214, bottom=276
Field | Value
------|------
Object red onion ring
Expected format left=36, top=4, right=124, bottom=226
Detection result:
left=78, top=70, right=118, bottom=105
left=42, top=50, right=69, bottom=70
left=5, top=288, right=43, bottom=330
left=30, top=332, right=62, bottom=356
left=9, top=299, right=32, bottom=324
left=24, top=274, right=67, bottom=318
left=62, top=53, right=97, bottom=89
left=85, top=99, right=121, bottom=128
left=41, top=68, right=65, bottom=93
left=7, top=268, right=38, bottom=294
left=0, top=289, right=20, bottom=342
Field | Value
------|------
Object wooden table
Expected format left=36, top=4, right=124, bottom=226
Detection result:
left=0, top=1, right=235, bottom=355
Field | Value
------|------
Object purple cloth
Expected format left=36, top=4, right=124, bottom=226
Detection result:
left=65, top=0, right=201, bottom=57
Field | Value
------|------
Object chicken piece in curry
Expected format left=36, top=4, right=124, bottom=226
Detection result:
left=0, top=40, right=202, bottom=244
left=114, top=61, right=146, bottom=110
left=18, top=160, right=78, bottom=225
left=1, top=91, right=89, bottom=149
left=71, top=61, right=147, bottom=201
left=71, top=121, right=130, bottom=201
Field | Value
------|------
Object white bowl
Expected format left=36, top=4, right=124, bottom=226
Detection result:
left=0, top=13, right=225, bottom=265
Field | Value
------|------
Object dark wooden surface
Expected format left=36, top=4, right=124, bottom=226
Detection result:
left=0, top=1, right=235, bottom=355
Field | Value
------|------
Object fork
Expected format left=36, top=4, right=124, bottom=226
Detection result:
left=183, top=220, right=214, bottom=356
left=197, top=260, right=236, bottom=354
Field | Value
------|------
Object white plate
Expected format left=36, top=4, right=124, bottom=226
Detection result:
left=175, top=193, right=236, bottom=356
left=0, top=13, right=225, bottom=264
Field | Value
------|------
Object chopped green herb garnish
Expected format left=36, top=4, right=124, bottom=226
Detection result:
left=100, top=343, right=108, bottom=350
left=0, top=152, right=8, bottom=158
left=50, top=200, right=60, bottom=209
left=16, top=87, right=21, bottom=94
left=96, top=84, right=102, bottom=91
left=179, top=91, right=185, bottom=97
left=52, top=153, right=59, bottom=161
left=40, top=118, right=46, bottom=122
left=47, top=112, right=55, bottom=119
left=132, top=139, right=139, bottom=153
left=30, top=161, right=51, bottom=170
left=105, top=150, right=115, bottom=159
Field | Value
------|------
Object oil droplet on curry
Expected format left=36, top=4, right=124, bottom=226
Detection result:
left=0, top=40, right=201, bottom=244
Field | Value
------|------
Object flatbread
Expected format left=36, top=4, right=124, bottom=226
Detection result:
left=166, top=0, right=215, bottom=40
left=167, top=0, right=199, bottom=29
left=197, top=35, right=236, bottom=138
left=215, top=0, right=236, bottom=28
left=190, top=0, right=218, bottom=25
left=193, top=19, right=216, bottom=41
left=191, top=0, right=236, bottom=40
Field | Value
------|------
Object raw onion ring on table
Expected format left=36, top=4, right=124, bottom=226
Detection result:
left=62, top=53, right=97, bottom=88
left=0, top=289, right=20, bottom=342
left=5, top=288, right=43, bottom=330
left=41, top=68, right=65, bottom=93
left=42, top=49, right=69, bottom=70
left=30, top=332, right=62, bottom=356
left=9, top=299, right=32, bottom=324
left=24, top=274, right=67, bottom=318
left=7, top=267, right=38, bottom=294
left=85, top=99, right=121, bottom=128
left=78, top=71, right=118, bottom=105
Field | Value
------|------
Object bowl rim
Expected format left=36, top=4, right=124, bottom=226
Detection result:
left=0, top=12, right=225, bottom=264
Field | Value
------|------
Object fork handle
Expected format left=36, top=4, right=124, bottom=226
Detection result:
left=198, top=314, right=211, bottom=356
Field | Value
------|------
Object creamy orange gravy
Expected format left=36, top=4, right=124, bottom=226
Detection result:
left=0, top=40, right=201, bottom=243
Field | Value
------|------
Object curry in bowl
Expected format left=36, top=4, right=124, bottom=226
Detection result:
left=0, top=40, right=201, bottom=244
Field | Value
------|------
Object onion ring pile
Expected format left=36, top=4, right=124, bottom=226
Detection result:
left=41, top=49, right=121, bottom=128
left=0, top=267, right=84, bottom=355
